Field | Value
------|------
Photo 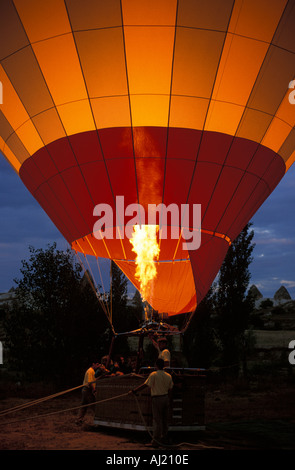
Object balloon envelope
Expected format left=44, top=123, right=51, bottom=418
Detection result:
left=0, top=0, right=294, bottom=315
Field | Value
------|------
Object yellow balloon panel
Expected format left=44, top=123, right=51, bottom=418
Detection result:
left=124, top=26, right=175, bottom=95
left=67, top=0, right=122, bottom=31
left=177, top=0, right=233, bottom=31
left=14, top=0, right=71, bottom=43
left=56, top=100, right=95, bottom=136
left=32, top=35, right=88, bottom=106
left=91, top=97, right=131, bottom=130
left=122, top=0, right=177, bottom=26
left=130, top=95, right=170, bottom=128
left=75, top=29, right=128, bottom=98
left=172, top=28, right=225, bottom=99
left=228, top=0, right=287, bottom=42
left=32, top=108, right=66, bottom=146
left=169, top=96, right=209, bottom=131
left=2, top=47, right=54, bottom=117
left=0, top=0, right=294, bottom=174
left=211, top=34, right=269, bottom=107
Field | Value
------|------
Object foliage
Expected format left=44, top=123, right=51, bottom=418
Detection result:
left=260, top=298, right=274, bottom=309
left=183, top=286, right=218, bottom=368
left=108, top=261, right=141, bottom=356
left=3, top=243, right=108, bottom=385
left=183, top=224, right=256, bottom=375
left=213, top=223, right=255, bottom=374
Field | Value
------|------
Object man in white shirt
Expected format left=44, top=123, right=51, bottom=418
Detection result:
left=131, top=358, right=173, bottom=446
left=149, top=335, right=171, bottom=367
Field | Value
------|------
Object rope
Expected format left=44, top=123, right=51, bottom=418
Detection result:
left=0, top=375, right=108, bottom=417
left=0, top=383, right=85, bottom=417
left=0, top=392, right=129, bottom=426
left=0, top=374, right=222, bottom=450
left=76, top=251, right=109, bottom=316
left=74, top=250, right=115, bottom=334
left=84, top=253, right=111, bottom=319
left=0, top=384, right=223, bottom=450
left=96, top=256, right=109, bottom=316
left=131, top=394, right=223, bottom=450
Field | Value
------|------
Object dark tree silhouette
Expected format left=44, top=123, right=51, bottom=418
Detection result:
left=214, top=223, right=255, bottom=375
left=183, top=286, right=217, bottom=368
left=108, top=261, right=141, bottom=356
left=3, top=243, right=108, bottom=385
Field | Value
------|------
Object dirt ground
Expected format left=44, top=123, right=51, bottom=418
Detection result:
left=0, top=377, right=294, bottom=452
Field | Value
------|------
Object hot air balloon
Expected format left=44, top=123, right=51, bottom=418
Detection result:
left=0, top=0, right=294, bottom=321
left=1, top=0, right=294, bottom=436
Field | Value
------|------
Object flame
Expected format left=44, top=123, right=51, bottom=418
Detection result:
left=130, top=225, right=160, bottom=305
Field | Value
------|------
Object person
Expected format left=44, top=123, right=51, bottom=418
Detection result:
left=101, top=355, right=112, bottom=370
left=111, top=359, right=124, bottom=376
left=127, top=355, right=137, bottom=373
left=76, top=362, right=100, bottom=424
left=149, top=335, right=171, bottom=367
left=130, top=358, right=173, bottom=447
left=95, top=356, right=111, bottom=378
left=114, top=355, right=132, bottom=375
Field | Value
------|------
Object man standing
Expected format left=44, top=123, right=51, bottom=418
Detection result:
left=149, top=335, right=171, bottom=367
left=130, top=358, right=173, bottom=446
left=76, top=362, right=100, bottom=424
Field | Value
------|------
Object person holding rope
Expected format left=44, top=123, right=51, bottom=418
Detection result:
left=130, top=358, right=173, bottom=447
left=76, top=361, right=100, bottom=425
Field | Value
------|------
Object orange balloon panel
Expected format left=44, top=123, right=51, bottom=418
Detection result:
left=0, top=0, right=294, bottom=315
left=115, top=260, right=196, bottom=316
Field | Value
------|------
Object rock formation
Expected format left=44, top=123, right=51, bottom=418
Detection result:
left=274, top=285, right=291, bottom=303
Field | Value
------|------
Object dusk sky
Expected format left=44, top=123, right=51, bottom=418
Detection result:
left=0, top=153, right=294, bottom=300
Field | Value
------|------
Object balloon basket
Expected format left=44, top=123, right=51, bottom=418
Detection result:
left=93, top=368, right=206, bottom=432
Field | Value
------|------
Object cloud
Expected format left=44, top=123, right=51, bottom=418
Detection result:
left=249, top=164, right=295, bottom=299
left=280, top=280, right=295, bottom=289
left=255, top=237, right=295, bottom=246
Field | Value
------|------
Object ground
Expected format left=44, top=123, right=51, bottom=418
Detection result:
left=0, top=377, right=294, bottom=451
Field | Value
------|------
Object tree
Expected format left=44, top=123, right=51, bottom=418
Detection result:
left=108, top=261, right=140, bottom=356
left=3, top=243, right=108, bottom=385
left=214, top=223, right=255, bottom=375
left=183, top=286, right=217, bottom=368
left=110, top=260, right=128, bottom=333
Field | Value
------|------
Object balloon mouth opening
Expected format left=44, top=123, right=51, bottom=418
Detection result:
left=70, top=225, right=233, bottom=316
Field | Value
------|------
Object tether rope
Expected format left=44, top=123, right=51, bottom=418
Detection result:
left=0, top=375, right=107, bottom=417
left=0, top=383, right=85, bottom=417
left=0, top=380, right=223, bottom=450
left=0, top=392, right=129, bottom=426
left=132, top=393, right=223, bottom=450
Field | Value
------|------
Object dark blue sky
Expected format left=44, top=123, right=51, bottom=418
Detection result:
left=0, top=153, right=294, bottom=299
